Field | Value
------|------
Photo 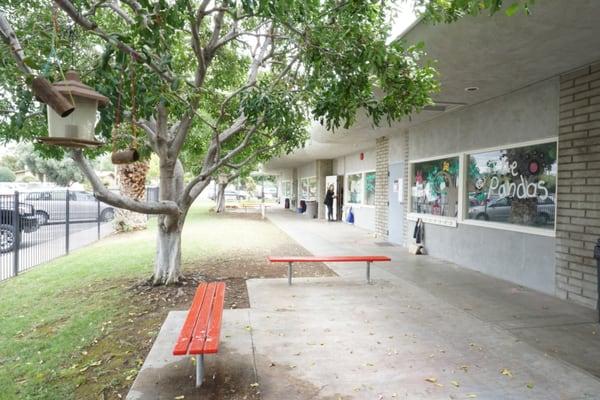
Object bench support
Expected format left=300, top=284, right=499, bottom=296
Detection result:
left=196, top=354, right=204, bottom=387
left=288, top=262, right=293, bottom=286
left=366, top=261, right=371, bottom=284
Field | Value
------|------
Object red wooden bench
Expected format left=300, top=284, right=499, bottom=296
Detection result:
left=173, top=282, right=225, bottom=387
left=267, top=255, right=391, bottom=285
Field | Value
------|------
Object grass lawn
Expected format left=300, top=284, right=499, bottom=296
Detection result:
left=0, top=204, right=333, bottom=400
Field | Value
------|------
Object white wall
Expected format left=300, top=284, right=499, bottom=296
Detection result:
left=334, top=148, right=377, bottom=231
left=403, top=78, right=559, bottom=294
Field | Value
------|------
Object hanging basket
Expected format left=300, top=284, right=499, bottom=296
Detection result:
left=111, top=148, right=140, bottom=164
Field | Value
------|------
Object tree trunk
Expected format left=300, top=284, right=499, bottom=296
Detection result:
left=153, top=216, right=182, bottom=285
left=216, top=182, right=227, bottom=213
left=114, top=161, right=150, bottom=232
left=151, top=157, right=185, bottom=285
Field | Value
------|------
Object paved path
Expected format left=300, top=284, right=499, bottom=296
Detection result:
left=129, top=208, right=600, bottom=399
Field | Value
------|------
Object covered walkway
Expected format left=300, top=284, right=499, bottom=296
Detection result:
left=129, top=209, right=600, bottom=400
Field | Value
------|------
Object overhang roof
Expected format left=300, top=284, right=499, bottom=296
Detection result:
left=266, top=0, right=600, bottom=170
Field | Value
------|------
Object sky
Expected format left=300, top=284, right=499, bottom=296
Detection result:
left=389, top=1, right=420, bottom=41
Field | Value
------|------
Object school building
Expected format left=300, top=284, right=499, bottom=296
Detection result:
left=265, top=0, right=600, bottom=309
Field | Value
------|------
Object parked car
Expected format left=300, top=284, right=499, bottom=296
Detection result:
left=0, top=195, right=39, bottom=253
left=23, top=190, right=115, bottom=224
left=468, top=196, right=555, bottom=225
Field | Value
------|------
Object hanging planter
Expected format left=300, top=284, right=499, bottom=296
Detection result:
left=111, top=59, right=140, bottom=165
left=111, top=148, right=140, bottom=164
left=37, top=70, right=108, bottom=148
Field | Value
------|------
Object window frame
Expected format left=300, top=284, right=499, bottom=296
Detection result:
left=460, top=138, right=558, bottom=237
left=344, top=170, right=376, bottom=207
left=407, top=137, right=558, bottom=237
left=299, top=176, right=317, bottom=201
left=407, top=153, right=462, bottom=226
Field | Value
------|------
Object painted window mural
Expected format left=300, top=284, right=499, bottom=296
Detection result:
left=411, top=157, right=460, bottom=217
left=300, top=177, right=317, bottom=200
left=467, top=141, right=557, bottom=229
left=365, top=172, right=376, bottom=206
left=307, top=177, right=317, bottom=199
left=347, top=174, right=363, bottom=204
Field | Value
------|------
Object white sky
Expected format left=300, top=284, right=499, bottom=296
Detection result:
left=389, top=1, right=420, bottom=42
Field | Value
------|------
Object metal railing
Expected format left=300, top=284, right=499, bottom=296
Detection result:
left=0, top=189, right=117, bottom=282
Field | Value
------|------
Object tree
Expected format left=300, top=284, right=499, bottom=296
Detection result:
left=0, top=166, right=16, bottom=182
left=1, top=1, right=438, bottom=285
left=14, top=143, right=85, bottom=186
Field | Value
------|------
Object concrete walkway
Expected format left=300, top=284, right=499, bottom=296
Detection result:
left=129, top=208, right=600, bottom=400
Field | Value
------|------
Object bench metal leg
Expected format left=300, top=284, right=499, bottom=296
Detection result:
left=366, top=261, right=371, bottom=284
left=288, top=262, right=293, bottom=285
left=195, top=354, right=204, bottom=387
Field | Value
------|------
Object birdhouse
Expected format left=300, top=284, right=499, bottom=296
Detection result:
left=39, top=70, right=108, bottom=148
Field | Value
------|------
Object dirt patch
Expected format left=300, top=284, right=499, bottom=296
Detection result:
left=72, top=211, right=336, bottom=399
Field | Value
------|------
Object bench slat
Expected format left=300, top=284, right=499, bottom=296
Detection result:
left=202, top=282, right=226, bottom=354
left=188, top=283, right=218, bottom=354
left=268, top=255, right=391, bottom=263
left=173, top=284, right=210, bottom=356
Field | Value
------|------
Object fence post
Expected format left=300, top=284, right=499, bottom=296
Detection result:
left=12, top=191, right=20, bottom=277
left=97, top=198, right=101, bottom=240
left=65, top=190, right=70, bottom=255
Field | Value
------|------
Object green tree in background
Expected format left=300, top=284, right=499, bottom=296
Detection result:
left=0, top=166, right=16, bottom=182
left=15, top=143, right=85, bottom=186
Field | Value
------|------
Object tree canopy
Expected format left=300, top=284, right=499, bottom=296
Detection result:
left=0, top=0, right=442, bottom=284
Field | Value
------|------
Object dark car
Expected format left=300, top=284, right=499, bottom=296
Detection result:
left=0, top=195, right=39, bottom=253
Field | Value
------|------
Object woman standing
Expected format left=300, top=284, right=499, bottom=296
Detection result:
left=324, top=184, right=336, bottom=221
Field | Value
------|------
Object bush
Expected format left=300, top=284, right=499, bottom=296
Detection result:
left=0, top=166, right=16, bottom=182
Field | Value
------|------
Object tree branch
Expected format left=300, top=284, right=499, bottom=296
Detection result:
left=0, top=11, right=33, bottom=75
left=71, top=150, right=179, bottom=215
left=53, top=0, right=175, bottom=84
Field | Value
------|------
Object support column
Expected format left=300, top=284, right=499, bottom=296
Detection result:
left=375, top=137, right=390, bottom=238
left=555, top=61, right=600, bottom=309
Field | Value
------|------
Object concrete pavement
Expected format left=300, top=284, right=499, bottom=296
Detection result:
left=129, top=208, right=600, bottom=399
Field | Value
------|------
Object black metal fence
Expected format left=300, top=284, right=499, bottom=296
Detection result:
left=0, top=189, right=117, bottom=282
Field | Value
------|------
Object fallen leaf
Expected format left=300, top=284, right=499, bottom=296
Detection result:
left=174, top=396, right=185, bottom=400
left=425, top=377, right=437, bottom=383
left=466, top=394, right=477, bottom=398
left=451, top=380, right=460, bottom=387
left=526, top=383, right=534, bottom=389
left=500, top=368, right=512, bottom=377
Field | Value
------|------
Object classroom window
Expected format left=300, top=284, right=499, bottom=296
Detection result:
left=347, top=174, right=363, bottom=204
left=411, top=157, right=460, bottom=217
left=307, top=177, right=317, bottom=200
left=365, top=172, right=376, bottom=206
left=466, top=141, right=557, bottom=229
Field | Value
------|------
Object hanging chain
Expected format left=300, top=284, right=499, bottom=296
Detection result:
left=130, top=56, right=138, bottom=150
left=112, top=67, right=123, bottom=153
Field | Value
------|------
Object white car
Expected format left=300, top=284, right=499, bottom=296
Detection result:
left=23, top=190, right=115, bottom=224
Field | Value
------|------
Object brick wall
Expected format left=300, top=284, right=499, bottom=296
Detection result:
left=375, top=136, right=389, bottom=238
left=556, top=62, right=600, bottom=309
left=400, top=131, right=410, bottom=246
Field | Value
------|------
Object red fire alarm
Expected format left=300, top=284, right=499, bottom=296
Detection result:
left=360, top=152, right=364, bottom=160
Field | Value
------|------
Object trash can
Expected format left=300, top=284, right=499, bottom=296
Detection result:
left=284, top=198, right=290, bottom=209
left=305, top=201, right=318, bottom=219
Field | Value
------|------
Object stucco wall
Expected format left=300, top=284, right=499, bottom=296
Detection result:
left=333, top=149, right=377, bottom=231
left=406, top=78, right=559, bottom=294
